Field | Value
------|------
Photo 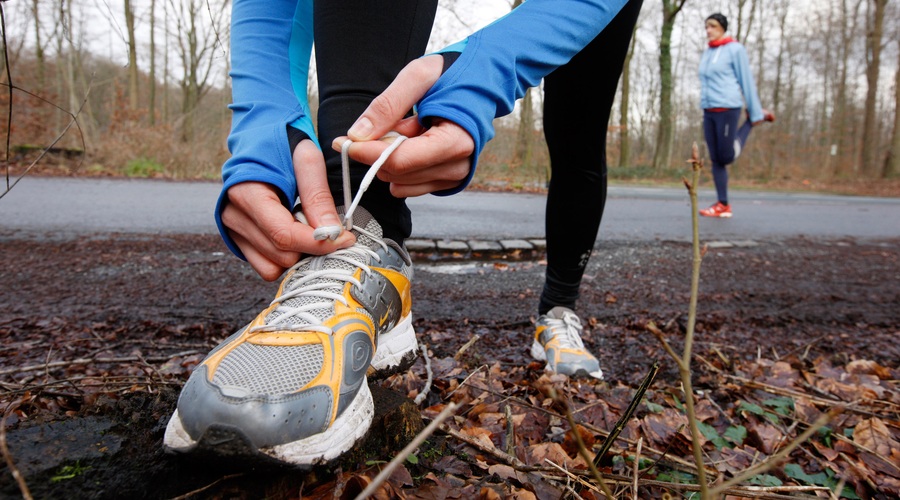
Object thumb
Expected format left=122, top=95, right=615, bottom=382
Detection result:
left=347, top=54, right=444, bottom=141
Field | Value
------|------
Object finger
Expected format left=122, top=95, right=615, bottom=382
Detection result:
left=293, top=140, right=355, bottom=246
left=341, top=125, right=473, bottom=179
left=222, top=195, right=302, bottom=269
left=346, top=55, right=444, bottom=141
left=389, top=179, right=467, bottom=198
left=227, top=182, right=347, bottom=257
left=230, top=230, right=292, bottom=282
left=376, top=156, right=470, bottom=186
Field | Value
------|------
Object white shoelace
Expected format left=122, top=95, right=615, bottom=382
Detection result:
left=312, top=132, right=407, bottom=241
left=252, top=133, right=407, bottom=334
left=547, top=312, right=587, bottom=350
left=251, top=225, right=389, bottom=334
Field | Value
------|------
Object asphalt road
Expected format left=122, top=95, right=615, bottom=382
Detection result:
left=1, top=177, right=898, bottom=242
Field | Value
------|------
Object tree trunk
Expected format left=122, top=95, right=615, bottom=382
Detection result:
left=31, top=0, right=45, bottom=89
left=859, top=0, right=888, bottom=177
left=513, top=89, right=534, bottom=171
left=884, top=47, right=900, bottom=178
left=618, top=24, right=638, bottom=168
left=124, top=0, right=139, bottom=111
left=149, top=0, right=157, bottom=125
left=651, top=0, right=685, bottom=172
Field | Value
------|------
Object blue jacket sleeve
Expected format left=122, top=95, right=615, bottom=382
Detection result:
left=216, top=0, right=317, bottom=259
left=731, top=44, right=763, bottom=123
left=418, top=0, right=629, bottom=194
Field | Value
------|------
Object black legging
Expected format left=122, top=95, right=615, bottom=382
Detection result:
left=313, top=0, right=438, bottom=243
left=539, top=0, right=643, bottom=314
left=302, top=0, right=643, bottom=316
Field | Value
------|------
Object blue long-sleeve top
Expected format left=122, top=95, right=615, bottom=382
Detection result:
left=698, top=40, right=763, bottom=123
left=217, top=0, right=628, bottom=259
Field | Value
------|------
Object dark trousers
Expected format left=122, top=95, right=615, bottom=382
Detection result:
left=307, top=0, right=644, bottom=315
left=539, top=0, right=643, bottom=314
left=703, top=108, right=753, bottom=205
left=312, top=0, right=438, bottom=243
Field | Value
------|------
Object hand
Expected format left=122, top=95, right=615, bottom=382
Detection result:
left=332, top=55, right=474, bottom=198
left=221, top=140, right=355, bottom=281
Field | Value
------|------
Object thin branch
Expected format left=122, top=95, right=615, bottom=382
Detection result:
left=551, top=388, right=615, bottom=499
left=413, top=343, right=433, bottom=406
left=0, top=82, right=90, bottom=200
left=355, top=402, right=458, bottom=500
left=708, top=409, right=839, bottom=496
left=1, top=399, right=33, bottom=500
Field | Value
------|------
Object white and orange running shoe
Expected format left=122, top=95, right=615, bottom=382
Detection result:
left=699, top=201, right=732, bottom=218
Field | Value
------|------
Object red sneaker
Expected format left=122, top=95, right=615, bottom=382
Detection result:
left=699, top=202, right=732, bottom=218
left=762, top=109, right=776, bottom=122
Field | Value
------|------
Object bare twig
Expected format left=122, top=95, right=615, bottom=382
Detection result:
left=551, top=388, right=615, bottom=499
left=504, top=404, right=515, bottom=457
left=168, top=473, right=244, bottom=500
left=454, top=334, right=481, bottom=361
left=1, top=399, right=33, bottom=500
left=413, top=343, right=433, bottom=405
left=633, top=437, right=642, bottom=500
left=0, top=350, right=202, bottom=377
left=593, top=361, right=660, bottom=467
left=354, top=402, right=458, bottom=500
left=0, top=82, right=90, bottom=199
left=708, top=409, right=839, bottom=497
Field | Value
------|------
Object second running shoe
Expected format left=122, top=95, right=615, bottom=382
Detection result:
left=531, top=306, right=604, bottom=380
left=163, top=206, right=416, bottom=466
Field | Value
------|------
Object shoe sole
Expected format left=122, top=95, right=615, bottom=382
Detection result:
left=369, top=313, right=419, bottom=378
left=163, top=380, right=375, bottom=468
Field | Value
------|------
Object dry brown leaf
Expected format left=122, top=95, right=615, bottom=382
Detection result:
left=854, top=418, right=897, bottom=454
left=846, top=359, right=893, bottom=380
left=746, top=419, right=784, bottom=455
left=525, top=442, right=587, bottom=469
left=487, top=464, right=529, bottom=483
left=641, top=408, right=689, bottom=448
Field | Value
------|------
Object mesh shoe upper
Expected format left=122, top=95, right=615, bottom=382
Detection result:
left=531, top=306, right=603, bottom=380
left=166, top=207, right=413, bottom=459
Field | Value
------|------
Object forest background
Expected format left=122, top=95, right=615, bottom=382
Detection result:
left=2, top=0, right=899, bottom=196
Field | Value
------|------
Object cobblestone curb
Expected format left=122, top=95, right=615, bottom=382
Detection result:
left=406, top=238, right=548, bottom=262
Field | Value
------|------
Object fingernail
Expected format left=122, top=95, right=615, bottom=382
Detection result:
left=348, top=117, right=373, bottom=139
left=319, top=212, right=340, bottom=226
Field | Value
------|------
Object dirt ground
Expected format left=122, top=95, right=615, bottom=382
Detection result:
left=0, top=231, right=897, bottom=499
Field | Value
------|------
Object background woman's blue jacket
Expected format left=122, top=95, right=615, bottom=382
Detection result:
left=698, top=40, right=763, bottom=123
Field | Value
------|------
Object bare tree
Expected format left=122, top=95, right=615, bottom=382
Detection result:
left=510, top=0, right=534, bottom=171
left=149, top=0, right=157, bottom=125
left=124, top=0, right=139, bottom=110
left=860, top=0, right=889, bottom=177
left=651, top=0, right=687, bottom=171
left=885, top=42, right=900, bottom=177
left=168, top=0, right=228, bottom=141
left=618, top=21, right=639, bottom=168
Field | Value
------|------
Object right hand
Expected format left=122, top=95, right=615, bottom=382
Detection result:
left=221, top=139, right=356, bottom=281
left=333, top=55, right=474, bottom=198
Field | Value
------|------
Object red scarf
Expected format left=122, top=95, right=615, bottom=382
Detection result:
left=709, top=36, right=735, bottom=48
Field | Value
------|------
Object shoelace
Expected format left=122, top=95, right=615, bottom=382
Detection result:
left=546, top=312, right=587, bottom=350
left=251, top=133, right=407, bottom=334
left=250, top=230, right=388, bottom=334
left=312, top=132, right=407, bottom=241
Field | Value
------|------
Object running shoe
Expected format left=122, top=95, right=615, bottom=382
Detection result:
left=699, top=202, right=732, bottom=218
left=531, top=306, right=603, bottom=379
left=163, top=206, right=416, bottom=466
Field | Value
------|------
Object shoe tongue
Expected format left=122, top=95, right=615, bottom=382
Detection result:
left=338, top=205, right=383, bottom=249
